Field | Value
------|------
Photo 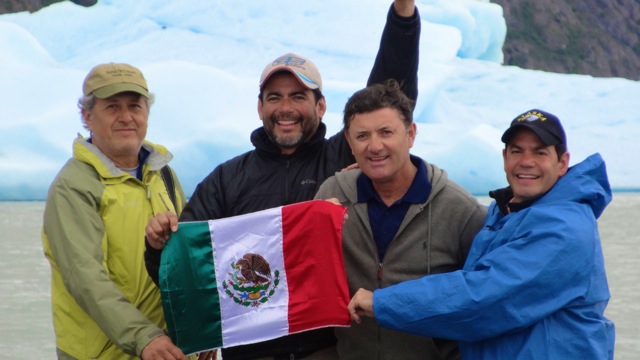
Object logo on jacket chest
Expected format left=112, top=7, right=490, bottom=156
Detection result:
left=300, top=179, right=317, bottom=186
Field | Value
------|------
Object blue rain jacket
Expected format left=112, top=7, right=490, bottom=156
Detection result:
left=374, top=153, right=615, bottom=359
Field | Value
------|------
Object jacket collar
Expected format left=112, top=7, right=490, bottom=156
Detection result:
left=74, top=136, right=172, bottom=179
left=489, top=186, right=537, bottom=215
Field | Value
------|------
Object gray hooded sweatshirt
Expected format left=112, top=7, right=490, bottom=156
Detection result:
left=315, top=159, right=486, bottom=360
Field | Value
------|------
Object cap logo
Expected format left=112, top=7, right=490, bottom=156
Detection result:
left=273, top=55, right=307, bottom=68
left=517, top=111, right=547, bottom=123
left=105, top=68, right=138, bottom=78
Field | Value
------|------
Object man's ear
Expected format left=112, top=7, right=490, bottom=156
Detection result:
left=558, top=151, right=570, bottom=177
left=82, top=108, right=93, bottom=131
left=407, top=122, right=417, bottom=148
left=316, top=97, right=327, bottom=120
left=256, top=99, right=264, bottom=121
left=502, top=148, right=508, bottom=172
left=344, top=128, right=356, bottom=156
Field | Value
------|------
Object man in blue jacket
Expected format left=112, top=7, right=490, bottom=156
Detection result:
left=347, top=109, right=616, bottom=359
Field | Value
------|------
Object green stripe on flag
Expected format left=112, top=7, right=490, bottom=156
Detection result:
left=159, top=221, right=222, bottom=354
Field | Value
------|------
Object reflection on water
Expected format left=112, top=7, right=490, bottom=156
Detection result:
left=0, top=194, right=638, bottom=358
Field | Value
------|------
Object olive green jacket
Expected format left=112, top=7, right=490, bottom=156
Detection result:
left=42, top=136, right=185, bottom=359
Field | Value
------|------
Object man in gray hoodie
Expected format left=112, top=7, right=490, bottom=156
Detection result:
left=315, top=79, right=486, bottom=360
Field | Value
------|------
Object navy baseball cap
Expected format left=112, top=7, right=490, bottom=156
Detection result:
left=501, top=109, right=567, bottom=147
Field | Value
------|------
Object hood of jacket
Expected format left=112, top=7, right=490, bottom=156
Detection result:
left=534, top=153, right=611, bottom=219
left=73, top=135, right=173, bottom=179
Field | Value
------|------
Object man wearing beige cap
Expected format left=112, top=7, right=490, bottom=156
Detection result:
left=42, top=63, right=197, bottom=360
left=145, top=1, right=420, bottom=359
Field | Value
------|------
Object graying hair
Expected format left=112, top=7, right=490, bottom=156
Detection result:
left=78, top=93, right=155, bottom=130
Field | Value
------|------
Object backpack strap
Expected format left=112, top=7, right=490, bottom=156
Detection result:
left=159, top=165, right=177, bottom=210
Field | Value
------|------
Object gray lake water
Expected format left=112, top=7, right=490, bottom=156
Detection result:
left=1, top=194, right=638, bottom=359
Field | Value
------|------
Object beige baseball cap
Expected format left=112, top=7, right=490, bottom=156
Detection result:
left=82, top=63, right=149, bottom=98
left=259, top=53, right=322, bottom=92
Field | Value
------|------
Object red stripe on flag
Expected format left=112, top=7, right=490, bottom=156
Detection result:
left=282, top=200, right=351, bottom=333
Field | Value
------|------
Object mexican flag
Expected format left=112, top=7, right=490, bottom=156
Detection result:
left=158, top=200, right=350, bottom=355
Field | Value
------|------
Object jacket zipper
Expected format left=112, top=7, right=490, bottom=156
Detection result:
left=377, top=262, right=383, bottom=359
left=284, top=159, right=291, bottom=204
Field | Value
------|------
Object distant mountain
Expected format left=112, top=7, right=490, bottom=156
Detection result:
left=492, top=0, right=640, bottom=80
left=0, top=0, right=94, bottom=13
left=2, top=0, right=638, bottom=80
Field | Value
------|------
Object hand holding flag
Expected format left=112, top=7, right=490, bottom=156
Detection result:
left=146, top=210, right=179, bottom=249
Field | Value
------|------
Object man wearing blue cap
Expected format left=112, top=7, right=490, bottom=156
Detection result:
left=347, top=108, right=616, bottom=359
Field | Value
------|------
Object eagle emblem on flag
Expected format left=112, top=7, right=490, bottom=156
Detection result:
left=223, top=253, right=280, bottom=307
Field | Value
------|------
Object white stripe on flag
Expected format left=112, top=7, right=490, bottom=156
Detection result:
left=211, top=206, right=290, bottom=347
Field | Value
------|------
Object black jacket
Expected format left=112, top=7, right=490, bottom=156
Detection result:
left=146, top=4, right=421, bottom=359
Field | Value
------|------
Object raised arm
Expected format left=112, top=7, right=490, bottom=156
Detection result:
left=367, top=0, right=420, bottom=101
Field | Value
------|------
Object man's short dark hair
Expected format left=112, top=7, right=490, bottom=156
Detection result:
left=343, top=79, right=415, bottom=130
left=554, top=144, right=567, bottom=159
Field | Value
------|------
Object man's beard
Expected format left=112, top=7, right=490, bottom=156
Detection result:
left=266, top=113, right=310, bottom=149
left=272, top=132, right=304, bottom=149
